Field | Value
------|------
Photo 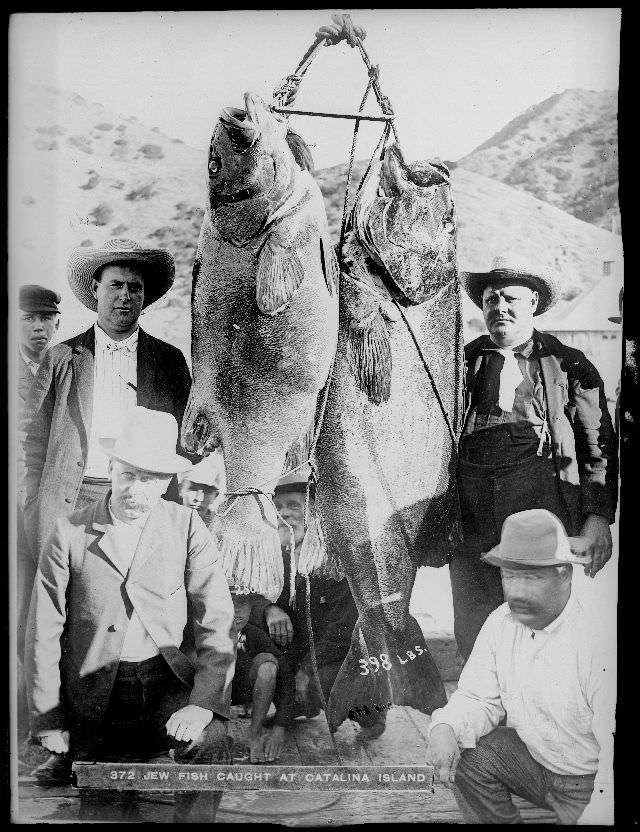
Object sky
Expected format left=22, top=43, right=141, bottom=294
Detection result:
left=10, top=8, right=621, bottom=169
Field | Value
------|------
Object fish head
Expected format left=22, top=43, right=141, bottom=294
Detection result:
left=207, top=92, right=294, bottom=214
left=380, top=143, right=450, bottom=197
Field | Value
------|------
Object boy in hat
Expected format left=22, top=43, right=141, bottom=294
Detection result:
left=25, top=407, right=235, bottom=821
left=453, top=256, right=618, bottom=657
left=22, top=238, right=193, bottom=564
left=425, top=509, right=614, bottom=825
left=250, top=469, right=387, bottom=738
left=229, top=590, right=295, bottom=763
left=179, top=451, right=225, bottom=523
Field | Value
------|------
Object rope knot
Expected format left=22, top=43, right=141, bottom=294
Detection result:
left=368, top=64, right=380, bottom=83
left=272, top=74, right=302, bottom=107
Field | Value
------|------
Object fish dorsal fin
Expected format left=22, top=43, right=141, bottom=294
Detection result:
left=256, top=238, right=305, bottom=315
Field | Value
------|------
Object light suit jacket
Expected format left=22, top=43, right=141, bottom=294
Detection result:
left=25, top=495, right=236, bottom=734
left=22, top=326, right=192, bottom=558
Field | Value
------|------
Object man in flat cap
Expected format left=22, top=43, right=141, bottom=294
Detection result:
left=452, top=256, right=618, bottom=658
left=17, top=285, right=62, bottom=745
left=22, top=238, right=193, bottom=565
left=25, top=407, right=235, bottom=821
left=426, top=509, right=614, bottom=825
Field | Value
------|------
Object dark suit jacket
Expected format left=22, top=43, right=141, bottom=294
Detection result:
left=22, top=326, right=192, bottom=558
left=18, top=353, right=37, bottom=508
left=25, top=496, right=236, bottom=734
left=463, top=330, right=618, bottom=528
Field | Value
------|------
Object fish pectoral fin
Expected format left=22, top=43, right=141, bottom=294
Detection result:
left=256, top=239, right=305, bottom=315
left=347, top=310, right=392, bottom=405
left=320, top=233, right=339, bottom=296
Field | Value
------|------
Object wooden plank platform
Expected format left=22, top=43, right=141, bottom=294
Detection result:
left=14, top=695, right=556, bottom=824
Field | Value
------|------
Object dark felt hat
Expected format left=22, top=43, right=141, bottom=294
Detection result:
left=461, top=255, right=560, bottom=316
left=19, top=284, right=61, bottom=314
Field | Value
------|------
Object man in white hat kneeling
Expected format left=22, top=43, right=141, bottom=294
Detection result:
left=24, top=407, right=236, bottom=822
left=425, top=509, right=615, bottom=825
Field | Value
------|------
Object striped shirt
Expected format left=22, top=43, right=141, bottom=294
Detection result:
left=84, top=324, right=138, bottom=478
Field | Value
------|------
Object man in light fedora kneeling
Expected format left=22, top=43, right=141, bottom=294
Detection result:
left=453, top=256, right=618, bottom=658
left=425, top=509, right=615, bottom=825
left=25, top=407, right=236, bottom=822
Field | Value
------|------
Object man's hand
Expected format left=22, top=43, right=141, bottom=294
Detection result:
left=579, top=514, right=613, bottom=577
left=166, top=705, right=213, bottom=744
left=294, top=670, right=310, bottom=705
left=36, top=729, right=70, bottom=755
left=425, top=724, right=460, bottom=789
left=265, top=604, right=294, bottom=647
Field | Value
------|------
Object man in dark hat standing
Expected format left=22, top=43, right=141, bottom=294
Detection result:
left=452, top=256, right=618, bottom=658
left=17, top=285, right=62, bottom=749
left=22, top=238, right=193, bottom=566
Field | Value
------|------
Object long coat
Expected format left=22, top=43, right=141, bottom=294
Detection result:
left=25, top=495, right=236, bottom=734
left=463, top=330, right=618, bottom=530
left=22, top=326, right=192, bottom=559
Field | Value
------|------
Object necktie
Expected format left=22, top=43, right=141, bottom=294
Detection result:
left=479, top=349, right=523, bottom=413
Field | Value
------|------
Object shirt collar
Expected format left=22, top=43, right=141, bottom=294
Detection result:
left=95, top=323, right=139, bottom=353
left=484, top=331, right=535, bottom=358
left=19, top=346, right=40, bottom=376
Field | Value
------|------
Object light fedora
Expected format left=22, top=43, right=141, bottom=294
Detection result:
left=67, top=237, right=175, bottom=312
left=482, top=509, right=590, bottom=568
left=461, top=255, right=560, bottom=316
left=182, top=453, right=226, bottom=488
left=99, top=406, right=191, bottom=475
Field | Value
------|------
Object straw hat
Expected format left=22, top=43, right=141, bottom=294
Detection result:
left=482, top=509, right=590, bottom=568
left=67, top=238, right=175, bottom=312
left=460, top=255, right=560, bottom=316
left=99, top=406, right=191, bottom=474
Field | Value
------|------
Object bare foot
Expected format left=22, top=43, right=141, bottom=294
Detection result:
left=264, top=726, right=286, bottom=762
left=248, top=732, right=266, bottom=763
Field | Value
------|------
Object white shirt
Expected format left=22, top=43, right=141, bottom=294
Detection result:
left=107, top=502, right=160, bottom=662
left=84, top=324, right=138, bottom=478
left=19, top=346, right=40, bottom=377
left=429, top=594, right=615, bottom=825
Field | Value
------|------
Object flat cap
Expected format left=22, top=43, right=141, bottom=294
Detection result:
left=19, top=284, right=61, bottom=314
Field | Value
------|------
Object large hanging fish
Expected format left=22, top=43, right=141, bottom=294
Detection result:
left=181, top=93, right=338, bottom=602
left=314, top=143, right=464, bottom=730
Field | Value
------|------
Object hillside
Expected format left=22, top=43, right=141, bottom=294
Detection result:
left=456, top=89, right=619, bottom=229
left=11, top=84, right=622, bottom=355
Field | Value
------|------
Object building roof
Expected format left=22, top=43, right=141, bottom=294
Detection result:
left=539, top=272, right=623, bottom=334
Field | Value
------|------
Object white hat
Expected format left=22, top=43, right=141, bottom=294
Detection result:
left=99, top=407, right=191, bottom=474
left=460, top=255, right=560, bottom=316
left=183, top=453, right=225, bottom=488
left=67, top=237, right=175, bottom=312
left=482, top=509, right=591, bottom=568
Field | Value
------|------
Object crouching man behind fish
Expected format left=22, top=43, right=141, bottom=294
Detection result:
left=25, top=407, right=236, bottom=822
left=425, top=510, right=615, bottom=825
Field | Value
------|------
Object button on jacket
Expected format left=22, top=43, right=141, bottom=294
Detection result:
left=25, top=496, right=236, bottom=734
left=22, top=325, right=192, bottom=559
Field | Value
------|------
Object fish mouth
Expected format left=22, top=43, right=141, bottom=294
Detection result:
left=219, top=106, right=259, bottom=152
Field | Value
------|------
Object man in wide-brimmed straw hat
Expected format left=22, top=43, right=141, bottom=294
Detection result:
left=451, top=255, right=618, bottom=659
left=25, top=407, right=235, bottom=820
left=426, top=509, right=614, bottom=826
left=22, top=238, right=194, bottom=565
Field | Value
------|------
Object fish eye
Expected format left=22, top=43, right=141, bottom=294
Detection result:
left=208, top=155, right=222, bottom=176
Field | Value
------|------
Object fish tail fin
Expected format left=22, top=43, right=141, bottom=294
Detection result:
left=210, top=493, right=283, bottom=602
left=326, top=609, right=446, bottom=732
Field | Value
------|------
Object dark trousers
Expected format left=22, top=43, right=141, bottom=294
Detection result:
left=74, top=655, right=229, bottom=822
left=454, top=728, right=595, bottom=824
left=452, top=454, right=573, bottom=659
